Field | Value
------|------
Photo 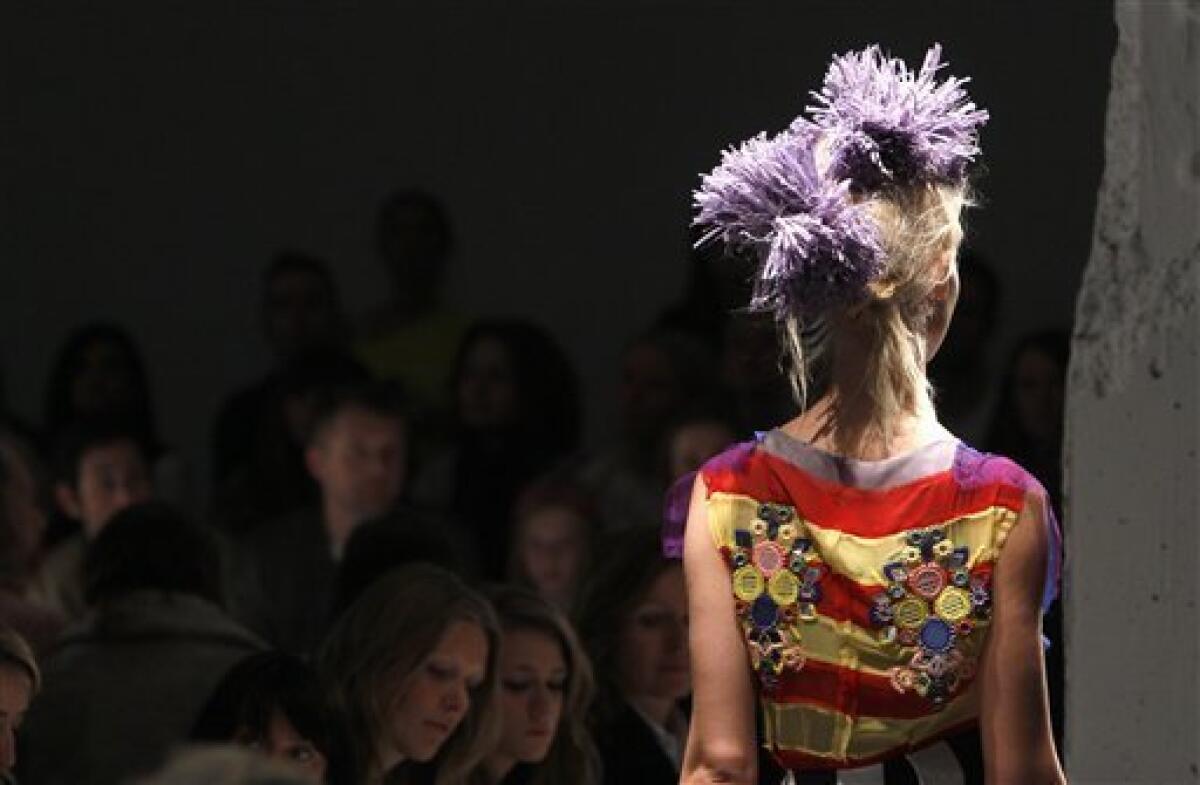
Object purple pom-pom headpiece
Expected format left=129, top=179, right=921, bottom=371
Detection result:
left=693, top=44, right=988, bottom=321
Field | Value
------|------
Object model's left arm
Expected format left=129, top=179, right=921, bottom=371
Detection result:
left=679, top=475, right=758, bottom=785
left=978, top=489, right=1066, bottom=785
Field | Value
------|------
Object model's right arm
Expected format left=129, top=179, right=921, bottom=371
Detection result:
left=679, top=475, right=758, bottom=785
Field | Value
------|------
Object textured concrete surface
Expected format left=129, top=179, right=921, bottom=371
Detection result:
left=1066, top=2, right=1200, bottom=782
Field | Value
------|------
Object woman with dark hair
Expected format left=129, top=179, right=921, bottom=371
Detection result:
left=985, top=330, right=1070, bottom=503
left=41, top=322, right=188, bottom=508
left=574, top=527, right=690, bottom=785
left=192, top=652, right=347, bottom=784
left=412, top=319, right=581, bottom=578
left=43, top=323, right=159, bottom=448
left=467, top=587, right=598, bottom=785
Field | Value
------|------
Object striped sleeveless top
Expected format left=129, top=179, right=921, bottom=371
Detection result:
left=694, top=429, right=1060, bottom=774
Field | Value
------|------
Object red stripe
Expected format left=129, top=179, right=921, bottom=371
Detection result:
left=768, top=657, right=978, bottom=720
left=770, top=716, right=980, bottom=771
left=704, top=449, right=1027, bottom=537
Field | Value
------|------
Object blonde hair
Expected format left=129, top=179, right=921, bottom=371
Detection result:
left=0, top=624, right=40, bottom=694
left=782, top=183, right=966, bottom=442
left=318, top=565, right=501, bottom=785
left=474, top=586, right=600, bottom=785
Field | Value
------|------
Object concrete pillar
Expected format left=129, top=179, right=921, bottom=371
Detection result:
left=1066, top=1, right=1200, bottom=783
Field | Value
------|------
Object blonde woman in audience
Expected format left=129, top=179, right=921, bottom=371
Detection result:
left=319, top=564, right=501, bottom=785
left=468, top=586, right=599, bottom=785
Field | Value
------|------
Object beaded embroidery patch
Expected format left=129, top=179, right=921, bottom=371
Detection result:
left=872, top=527, right=992, bottom=707
left=721, top=502, right=824, bottom=692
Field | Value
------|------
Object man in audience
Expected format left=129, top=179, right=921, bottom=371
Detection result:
left=21, top=502, right=262, bottom=785
left=355, top=189, right=469, bottom=417
left=237, top=381, right=408, bottom=654
left=32, top=419, right=154, bottom=620
left=211, top=252, right=347, bottom=496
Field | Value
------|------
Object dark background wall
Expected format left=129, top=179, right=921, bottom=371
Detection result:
left=0, top=2, right=1114, bottom=493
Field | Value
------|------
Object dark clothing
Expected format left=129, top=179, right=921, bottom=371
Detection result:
left=20, top=591, right=263, bottom=785
left=236, top=507, right=336, bottom=655
left=596, top=702, right=678, bottom=785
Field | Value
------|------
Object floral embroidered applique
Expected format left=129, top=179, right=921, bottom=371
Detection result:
left=721, top=502, right=825, bottom=692
left=872, top=527, right=992, bottom=707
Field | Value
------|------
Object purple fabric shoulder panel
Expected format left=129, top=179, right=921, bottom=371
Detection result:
left=953, top=443, right=1063, bottom=614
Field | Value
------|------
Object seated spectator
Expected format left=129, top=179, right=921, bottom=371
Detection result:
left=236, top=382, right=408, bottom=654
left=663, top=411, right=738, bottom=482
left=21, top=503, right=263, bottom=785
left=41, top=321, right=188, bottom=510
left=412, top=319, right=580, bottom=580
left=192, top=652, right=347, bottom=785
left=212, top=252, right=349, bottom=502
left=506, top=479, right=595, bottom=611
left=581, top=328, right=716, bottom=532
left=0, top=432, right=64, bottom=654
left=318, top=564, right=500, bottom=785
left=212, top=349, right=370, bottom=533
left=355, top=189, right=470, bottom=419
left=470, top=586, right=599, bottom=785
left=32, top=418, right=153, bottom=620
left=141, top=747, right=313, bottom=785
left=0, top=625, right=40, bottom=784
left=575, top=528, right=690, bottom=785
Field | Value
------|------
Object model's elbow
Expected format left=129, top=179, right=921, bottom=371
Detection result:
left=682, top=744, right=757, bottom=785
left=987, top=761, right=1066, bottom=785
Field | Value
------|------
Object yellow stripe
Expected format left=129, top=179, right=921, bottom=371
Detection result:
left=708, top=491, right=1017, bottom=584
left=762, top=688, right=980, bottom=761
left=774, top=614, right=988, bottom=677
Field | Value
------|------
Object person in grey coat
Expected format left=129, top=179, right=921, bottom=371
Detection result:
left=19, top=502, right=264, bottom=785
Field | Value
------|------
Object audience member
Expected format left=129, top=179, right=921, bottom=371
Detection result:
left=663, top=411, right=737, bottom=482
left=237, top=382, right=408, bottom=654
left=0, top=433, right=63, bottom=655
left=140, top=747, right=313, bottom=785
left=21, top=503, right=263, bottom=785
left=212, top=252, right=348, bottom=496
left=192, top=652, right=348, bottom=785
left=985, top=329, right=1070, bottom=502
left=581, top=328, right=716, bottom=532
left=928, top=250, right=1002, bottom=444
left=0, top=625, right=40, bottom=784
left=355, top=189, right=469, bottom=416
left=575, top=528, right=690, bottom=785
left=33, top=418, right=154, bottom=620
left=318, top=565, right=500, bottom=785
left=470, top=586, right=598, bottom=785
left=412, top=319, right=580, bottom=579
left=212, top=349, right=370, bottom=532
left=506, top=479, right=595, bottom=612
left=41, top=322, right=187, bottom=507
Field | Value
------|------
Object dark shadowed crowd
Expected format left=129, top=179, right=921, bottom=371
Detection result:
left=0, top=191, right=1068, bottom=785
